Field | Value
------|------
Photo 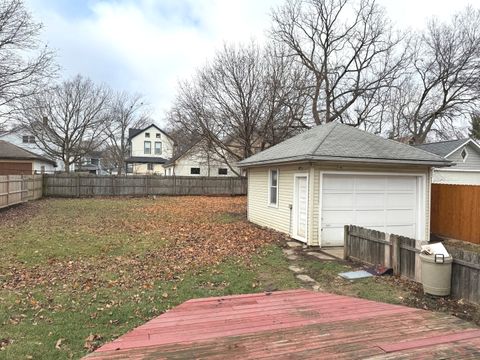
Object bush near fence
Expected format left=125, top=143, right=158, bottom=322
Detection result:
left=43, top=174, right=247, bottom=197
left=344, top=225, right=480, bottom=305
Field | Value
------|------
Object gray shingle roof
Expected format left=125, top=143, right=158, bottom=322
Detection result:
left=0, top=140, right=56, bottom=165
left=238, top=123, right=451, bottom=167
left=125, top=156, right=168, bottom=164
left=414, top=139, right=471, bottom=157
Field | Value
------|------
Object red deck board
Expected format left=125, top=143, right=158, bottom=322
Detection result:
left=85, top=290, right=480, bottom=359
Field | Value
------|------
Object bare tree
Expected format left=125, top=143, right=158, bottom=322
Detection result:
left=270, top=0, right=408, bottom=127
left=0, top=0, right=56, bottom=129
left=167, top=42, right=309, bottom=164
left=18, top=75, right=110, bottom=172
left=103, top=91, right=149, bottom=174
left=387, top=8, right=480, bottom=144
left=470, top=113, right=480, bottom=141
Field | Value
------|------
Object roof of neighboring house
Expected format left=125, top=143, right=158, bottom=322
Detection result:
left=238, top=122, right=451, bottom=167
left=125, top=156, right=168, bottom=164
left=128, top=124, right=174, bottom=141
left=414, top=138, right=480, bottom=158
left=164, top=139, right=202, bottom=167
left=0, top=140, right=56, bottom=166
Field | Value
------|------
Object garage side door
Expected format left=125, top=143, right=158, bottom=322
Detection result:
left=321, top=174, right=418, bottom=247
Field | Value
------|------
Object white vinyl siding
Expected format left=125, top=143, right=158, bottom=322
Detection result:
left=247, top=163, right=431, bottom=247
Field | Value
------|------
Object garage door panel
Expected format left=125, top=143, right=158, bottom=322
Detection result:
left=386, top=209, right=415, bottom=224
left=321, top=174, right=418, bottom=247
left=387, top=177, right=416, bottom=191
left=355, top=175, right=386, bottom=190
left=323, top=175, right=354, bottom=190
left=386, top=193, right=416, bottom=208
left=322, top=193, right=354, bottom=208
left=322, top=210, right=355, bottom=224
left=356, top=210, right=386, bottom=224
left=355, top=193, right=385, bottom=209
left=321, top=228, right=345, bottom=246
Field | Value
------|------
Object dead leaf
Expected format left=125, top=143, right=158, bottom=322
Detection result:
left=55, top=338, right=64, bottom=350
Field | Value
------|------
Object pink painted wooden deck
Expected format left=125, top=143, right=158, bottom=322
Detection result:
left=85, top=289, right=480, bottom=359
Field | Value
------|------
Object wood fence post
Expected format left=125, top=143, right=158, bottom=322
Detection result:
left=76, top=175, right=80, bottom=197
left=384, top=232, right=391, bottom=268
left=6, top=175, right=9, bottom=206
left=343, top=225, right=350, bottom=260
left=391, top=235, right=401, bottom=276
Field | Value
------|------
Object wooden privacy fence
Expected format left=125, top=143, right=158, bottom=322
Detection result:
left=43, top=174, right=247, bottom=197
left=0, top=175, right=43, bottom=209
left=344, top=225, right=480, bottom=304
left=431, top=184, right=480, bottom=244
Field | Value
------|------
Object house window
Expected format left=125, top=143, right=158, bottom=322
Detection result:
left=147, top=163, right=154, bottom=171
left=461, top=148, right=468, bottom=162
left=145, top=132, right=150, bottom=138
left=155, top=141, right=162, bottom=155
left=218, top=168, right=228, bottom=175
left=91, top=158, right=99, bottom=165
left=190, top=167, right=200, bottom=175
left=156, top=133, right=161, bottom=138
left=144, top=141, right=151, bottom=154
left=23, top=135, right=35, bottom=143
left=269, top=169, right=278, bottom=206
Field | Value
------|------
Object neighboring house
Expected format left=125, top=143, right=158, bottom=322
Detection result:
left=164, top=139, right=241, bottom=177
left=75, top=151, right=107, bottom=175
left=125, top=124, right=175, bottom=175
left=0, top=140, right=56, bottom=175
left=415, top=139, right=480, bottom=185
left=0, top=130, right=43, bottom=156
left=238, top=122, right=451, bottom=247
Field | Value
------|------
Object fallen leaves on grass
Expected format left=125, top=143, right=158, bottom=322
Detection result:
left=1, top=196, right=287, bottom=293
left=84, top=334, right=102, bottom=352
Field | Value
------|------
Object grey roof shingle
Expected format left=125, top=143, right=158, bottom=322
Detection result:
left=0, top=140, right=56, bottom=165
left=238, top=123, right=450, bottom=167
left=414, top=139, right=471, bottom=157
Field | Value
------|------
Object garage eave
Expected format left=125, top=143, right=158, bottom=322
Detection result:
left=238, top=155, right=452, bottom=168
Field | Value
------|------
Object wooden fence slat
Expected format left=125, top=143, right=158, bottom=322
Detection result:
left=345, top=225, right=480, bottom=305
left=42, top=175, right=247, bottom=197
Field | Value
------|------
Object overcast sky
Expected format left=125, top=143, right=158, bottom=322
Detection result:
left=25, top=0, right=476, bottom=124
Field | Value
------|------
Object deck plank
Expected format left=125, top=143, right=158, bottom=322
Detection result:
left=84, top=290, right=480, bottom=359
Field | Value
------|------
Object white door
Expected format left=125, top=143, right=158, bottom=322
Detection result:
left=293, top=175, right=308, bottom=242
left=321, top=174, right=418, bottom=247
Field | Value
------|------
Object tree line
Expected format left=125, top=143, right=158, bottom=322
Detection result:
left=1, top=0, right=480, bottom=174
left=167, top=0, right=480, bottom=161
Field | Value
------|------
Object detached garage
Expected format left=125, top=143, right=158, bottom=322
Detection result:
left=238, top=123, right=451, bottom=247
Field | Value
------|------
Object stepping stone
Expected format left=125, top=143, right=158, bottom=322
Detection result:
left=282, top=249, right=295, bottom=256
left=287, top=241, right=303, bottom=248
left=288, top=265, right=304, bottom=273
left=306, top=251, right=335, bottom=260
left=286, top=255, right=298, bottom=260
left=296, top=274, right=315, bottom=283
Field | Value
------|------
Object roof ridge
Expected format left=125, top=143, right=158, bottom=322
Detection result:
left=309, top=122, right=338, bottom=155
left=419, top=138, right=467, bottom=145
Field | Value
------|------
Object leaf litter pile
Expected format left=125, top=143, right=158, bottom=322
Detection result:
left=2, top=196, right=286, bottom=292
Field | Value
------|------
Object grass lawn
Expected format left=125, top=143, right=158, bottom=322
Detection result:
left=1, top=196, right=479, bottom=359
left=0, top=197, right=298, bottom=359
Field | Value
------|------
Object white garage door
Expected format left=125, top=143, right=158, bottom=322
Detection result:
left=321, top=174, right=418, bottom=247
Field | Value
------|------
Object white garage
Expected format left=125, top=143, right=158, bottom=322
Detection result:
left=239, top=122, right=451, bottom=247
left=320, top=173, right=425, bottom=246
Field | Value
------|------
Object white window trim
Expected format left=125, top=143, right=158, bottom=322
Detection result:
left=268, top=168, right=279, bottom=208
left=144, top=141, right=151, bottom=155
